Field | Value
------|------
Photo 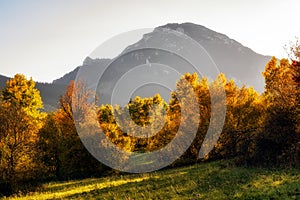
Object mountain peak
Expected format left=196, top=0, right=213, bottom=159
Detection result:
left=123, top=22, right=270, bottom=92
left=83, top=57, right=94, bottom=65
left=83, top=57, right=111, bottom=66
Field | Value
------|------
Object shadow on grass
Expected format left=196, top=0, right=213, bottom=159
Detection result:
left=7, top=161, right=300, bottom=199
left=62, top=161, right=300, bottom=199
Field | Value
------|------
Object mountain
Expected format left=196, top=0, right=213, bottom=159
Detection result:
left=159, top=23, right=271, bottom=90
left=72, top=23, right=271, bottom=105
left=52, top=67, right=79, bottom=85
left=52, top=58, right=111, bottom=86
left=0, top=22, right=271, bottom=110
left=34, top=82, right=66, bottom=111
left=0, top=75, right=9, bottom=88
left=128, top=23, right=271, bottom=91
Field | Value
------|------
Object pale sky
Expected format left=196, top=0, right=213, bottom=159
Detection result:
left=0, top=0, right=299, bottom=82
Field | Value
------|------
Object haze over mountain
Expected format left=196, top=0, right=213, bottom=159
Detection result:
left=0, top=23, right=271, bottom=110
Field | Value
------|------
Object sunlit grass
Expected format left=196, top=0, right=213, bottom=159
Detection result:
left=7, top=177, right=150, bottom=200
left=5, top=160, right=300, bottom=199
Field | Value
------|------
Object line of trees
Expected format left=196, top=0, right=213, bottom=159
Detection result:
left=0, top=40, right=299, bottom=195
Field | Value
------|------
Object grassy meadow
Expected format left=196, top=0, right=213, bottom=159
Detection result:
left=4, top=160, right=300, bottom=200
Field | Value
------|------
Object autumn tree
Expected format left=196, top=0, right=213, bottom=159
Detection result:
left=98, top=104, right=133, bottom=151
left=0, top=74, right=45, bottom=183
left=169, top=73, right=210, bottom=161
left=255, top=55, right=299, bottom=166
left=212, top=84, right=263, bottom=162
left=37, top=113, right=62, bottom=179
left=285, top=37, right=300, bottom=61
left=38, top=81, right=105, bottom=179
left=98, top=94, right=170, bottom=153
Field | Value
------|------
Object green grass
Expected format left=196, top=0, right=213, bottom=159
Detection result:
left=4, top=160, right=300, bottom=200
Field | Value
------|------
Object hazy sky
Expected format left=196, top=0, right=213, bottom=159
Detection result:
left=0, top=0, right=299, bottom=82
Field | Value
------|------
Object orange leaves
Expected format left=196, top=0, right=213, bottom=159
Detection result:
left=263, top=57, right=298, bottom=108
left=0, top=74, right=45, bottom=182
